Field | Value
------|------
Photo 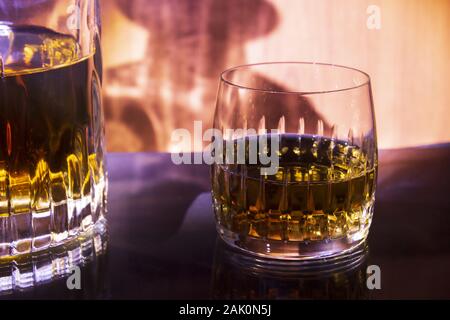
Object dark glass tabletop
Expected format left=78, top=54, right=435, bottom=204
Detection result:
left=2, top=145, right=450, bottom=299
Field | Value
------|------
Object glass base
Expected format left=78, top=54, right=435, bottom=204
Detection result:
left=0, top=218, right=107, bottom=293
left=218, top=227, right=368, bottom=261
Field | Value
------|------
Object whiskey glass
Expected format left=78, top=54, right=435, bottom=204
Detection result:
left=212, top=62, right=377, bottom=260
left=0, top=0, right=107, bottom=268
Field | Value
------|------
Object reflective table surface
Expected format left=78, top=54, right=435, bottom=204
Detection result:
left=2, top=145, right=450, bottom=299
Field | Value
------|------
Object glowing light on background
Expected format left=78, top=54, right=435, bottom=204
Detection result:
left=101, top=0, right=450, bottom=152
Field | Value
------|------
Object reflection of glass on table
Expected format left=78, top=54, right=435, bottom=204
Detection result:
left=212, top=240, right=369, bottom=300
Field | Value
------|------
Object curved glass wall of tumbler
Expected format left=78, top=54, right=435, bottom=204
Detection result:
left=0, top=0, right=107, bottom=262
left=212, top=62, right=377, bottom=260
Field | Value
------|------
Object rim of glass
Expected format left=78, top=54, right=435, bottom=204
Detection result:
left=220, top=61, right=371, bottom=95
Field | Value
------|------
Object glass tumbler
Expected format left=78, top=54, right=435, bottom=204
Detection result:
left=212, top=62, right=377, bottom=260
left=0, top=0, right=107, bottom=261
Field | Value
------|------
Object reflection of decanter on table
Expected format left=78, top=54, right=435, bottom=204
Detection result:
left=0, top=231, right=108, bottom=296
left=211, top=240, right=369, bottom=300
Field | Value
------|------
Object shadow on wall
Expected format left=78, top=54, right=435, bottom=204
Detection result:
left=102, top=0, right=325, bottom=152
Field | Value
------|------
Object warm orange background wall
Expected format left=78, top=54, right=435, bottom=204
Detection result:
left=101, top=0, right=450, bottom=151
